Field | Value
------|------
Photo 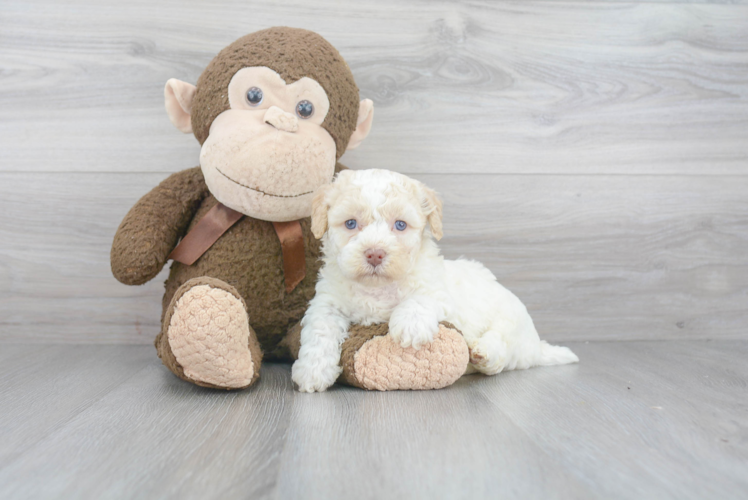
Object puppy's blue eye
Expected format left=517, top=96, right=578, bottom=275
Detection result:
left=345, top=219, right=357, bottom=230
left=394, top=220, right=407, bottom=231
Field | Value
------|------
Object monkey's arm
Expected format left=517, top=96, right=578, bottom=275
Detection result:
left=111, top=166, right=208, bottom=285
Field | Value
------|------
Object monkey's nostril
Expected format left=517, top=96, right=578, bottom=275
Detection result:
left=365, top=248, right=386, bottom=267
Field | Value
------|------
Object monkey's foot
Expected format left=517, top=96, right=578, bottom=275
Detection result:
left=338, top=322, right=469, bottom=391
left=156, top=277, right=262, bottom=389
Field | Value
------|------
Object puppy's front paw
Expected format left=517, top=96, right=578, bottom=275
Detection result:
left=291, top=359, right=342, bottom=393
left=388, top=311, right=440, bottom=350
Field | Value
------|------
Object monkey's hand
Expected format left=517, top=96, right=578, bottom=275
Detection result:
left=111, top=167, right=208, bottom=285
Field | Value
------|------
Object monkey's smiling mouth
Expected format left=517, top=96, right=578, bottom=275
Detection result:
left=215, top=166, right=314, bottom=198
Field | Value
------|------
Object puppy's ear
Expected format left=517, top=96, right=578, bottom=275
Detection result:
left=420, top=185, right=443, bottom=240
left=311, top=186, right=330, bottom=239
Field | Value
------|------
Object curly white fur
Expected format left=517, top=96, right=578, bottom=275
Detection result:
left=291, top=169, right=578, bottom=392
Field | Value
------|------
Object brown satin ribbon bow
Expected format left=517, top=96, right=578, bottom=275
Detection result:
left=168, top=202, right=306, bottom=293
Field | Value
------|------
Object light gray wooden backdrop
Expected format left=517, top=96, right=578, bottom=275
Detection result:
left=1, top=0, right=747, bottom=344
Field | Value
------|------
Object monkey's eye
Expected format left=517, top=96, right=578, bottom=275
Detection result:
left=246, top=87, right=263, bottom=106
left=394, top=220, right=407, bottom=231
left=345, top=219, right=357, bottom=230
left=296, top=100, right=314, bottom=119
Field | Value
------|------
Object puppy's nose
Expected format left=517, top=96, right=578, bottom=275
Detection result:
left=264, top=106, right=298, bottom=132
left=365, top=248, right=386, bottom=267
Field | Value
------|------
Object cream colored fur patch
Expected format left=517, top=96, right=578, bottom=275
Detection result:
left=167, top=284, right=254, bottom=388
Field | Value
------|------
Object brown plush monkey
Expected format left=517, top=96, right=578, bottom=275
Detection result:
left=111, top=27, right=468, bottom=391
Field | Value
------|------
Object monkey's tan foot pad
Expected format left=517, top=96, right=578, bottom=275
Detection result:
left=340, top=323, right=469, bottom=391
left=165, top=278, right=261, bottom=389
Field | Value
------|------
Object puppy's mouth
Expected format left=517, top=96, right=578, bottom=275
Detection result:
left=215, top=166, right=314, bottom=198
left=359, top=262, right=391, bottom=280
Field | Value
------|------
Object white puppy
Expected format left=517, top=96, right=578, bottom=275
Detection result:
left=292, top=169, right=578, bottom=392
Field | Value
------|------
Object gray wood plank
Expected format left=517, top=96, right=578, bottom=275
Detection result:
left=0, top=172, right=169, bottom=344
left=0, top=342, right=745, bottom=499
left=0, top=345, right=153, bottom=466
left=275, top=377, right=594, bottom=500
left=1, top=172, right=746, bottom=343
left=434, top=173, right=748, bottom=341
left=0, top=360, right=295, bottom=500
left=0, top=344, right=33, bottom=364
left=1, top=1, right=746, bottom=175
left=472, top=340, right=748, bottom=499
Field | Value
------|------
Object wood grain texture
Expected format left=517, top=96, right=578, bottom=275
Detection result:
left=275, top=375, right=593, bottom=500
left=0, top=345, right=153, bottom=467
left=0, top=1, right=747, bottom=174
left=0, top=352, right=296, bottom=499
left=1, top=172, right=746, bottom=343
left=471, top=340, right=748, bottom=499
left=0, top=341, right=746, bottom=499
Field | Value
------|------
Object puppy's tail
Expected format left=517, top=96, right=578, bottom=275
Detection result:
left=537, top=341, right=579, bottom=366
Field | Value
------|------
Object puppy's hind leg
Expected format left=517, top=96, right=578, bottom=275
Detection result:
left=468, top=332, right=508, bottom=375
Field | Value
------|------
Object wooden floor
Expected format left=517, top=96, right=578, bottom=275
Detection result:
left=0, top=341, right=745, bottom=499
left=1, top=0, right=747, bottom=498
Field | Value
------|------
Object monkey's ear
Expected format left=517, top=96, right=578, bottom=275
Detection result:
left=346, top=99, right=374, bottom=151
left=420, top=185, right=444, bottom=241
left=311, top=186, right=331, bottom=239
left=164, top=79, right=197, bottom=134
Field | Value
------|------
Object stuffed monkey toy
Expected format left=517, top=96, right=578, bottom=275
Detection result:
left=111, top=27, right=469, bottom=391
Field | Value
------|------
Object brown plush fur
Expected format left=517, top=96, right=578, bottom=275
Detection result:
left=111, top=167, right=208, bottom=286
left=268, top=321, right=302, bottom=361
left=191, top=27, right=360, bottom=159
